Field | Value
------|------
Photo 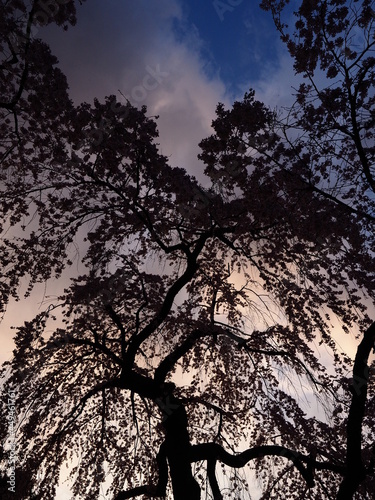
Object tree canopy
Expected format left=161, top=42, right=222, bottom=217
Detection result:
left=0, top=1, right=374, bottom=499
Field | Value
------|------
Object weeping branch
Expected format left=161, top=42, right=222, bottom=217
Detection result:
left=115, top=443, right=168, bottom=499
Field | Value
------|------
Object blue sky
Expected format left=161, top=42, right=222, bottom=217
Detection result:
left=43, top=0, right=284, bottom=99
left=171, top=0, right=282, bottom=92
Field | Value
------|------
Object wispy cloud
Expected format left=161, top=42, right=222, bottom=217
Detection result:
left=41, top=0, right=229, bottom=180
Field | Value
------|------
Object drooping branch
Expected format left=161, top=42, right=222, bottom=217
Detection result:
left=44, top=333, right=123, bottom=366
left=115, top=443, right=168, bottom=499
left=33, top=378, right=123, bottom=478
left=54, top=377, right=121, bottom=438
left=156, top=320, right=338, bottom=404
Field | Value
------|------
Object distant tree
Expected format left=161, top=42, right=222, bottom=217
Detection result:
left=0, top=1, right=374, bottom=499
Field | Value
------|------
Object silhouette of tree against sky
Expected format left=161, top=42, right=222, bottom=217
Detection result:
left=0, top=1, right=374, bottom=498
left=259, top=2, right=375, bottom=494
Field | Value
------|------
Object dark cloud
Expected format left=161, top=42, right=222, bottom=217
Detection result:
left=40, top=0, right=183, bottom=103
left=39, top=0, right=229, bottom=179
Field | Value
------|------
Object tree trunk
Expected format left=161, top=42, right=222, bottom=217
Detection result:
left=336, top=322, right=375, bottom=499
left=160, top=393, right=201, bottom=500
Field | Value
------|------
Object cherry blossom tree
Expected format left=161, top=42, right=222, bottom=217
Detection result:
left=0, top=1, right=374, bottom=499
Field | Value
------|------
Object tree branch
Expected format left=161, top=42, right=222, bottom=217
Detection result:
left=190, top=443, right=346, bottom=487
left=45, top=333, right=123, bottom=366
left=154, top=328, right=209, bottom=385
left=337, top=321, right=375, bottom=499
left=51, top=377, right=121, bottom=443
left=124, top=232, right=209, bottom=369
left=207, top=459, right=223, bottom=500
left=104, top=304, right=128, bottom=359
left=0, top=3, right=36, bottom=111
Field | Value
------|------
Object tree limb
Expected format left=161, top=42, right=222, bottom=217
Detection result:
left=207, top=459, right=223, bottom=500
left=125, top=232, right=209, bottom=369
left=337, top=321, right=375, bottom=499
left=190, top=443, right=346, bottom=488
left=154, top=328, right=209, bottom=385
